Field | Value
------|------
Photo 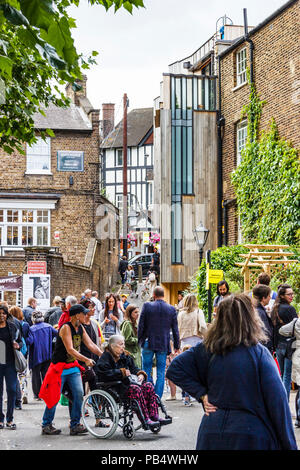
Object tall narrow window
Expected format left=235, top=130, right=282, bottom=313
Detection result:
left=236, top=48, right=247, bottom=86
left=237, top=120, right=248, bottom=166
left=26, top=137, right=51, bottom=174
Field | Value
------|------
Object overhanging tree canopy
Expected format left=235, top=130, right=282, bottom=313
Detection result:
left=0, top=0, right=144, bottom=153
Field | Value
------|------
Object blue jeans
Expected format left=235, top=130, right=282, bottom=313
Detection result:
left=0, top=363, right=17, bottom=423
left=42, top=370, right=84, bottom=429
left=276, top=343, right=292, bottom=400
left=142, top=340, right=167, bottom=398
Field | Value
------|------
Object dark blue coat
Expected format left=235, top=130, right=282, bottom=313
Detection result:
left=166, top=342, right=297, bottom=450
left=138, top=299, right=180, bottom=354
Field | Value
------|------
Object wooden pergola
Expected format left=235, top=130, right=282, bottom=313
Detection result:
left=236, top=244, right=298, bottom=291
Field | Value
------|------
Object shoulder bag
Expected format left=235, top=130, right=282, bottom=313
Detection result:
left=285, top=319, right=298, bottom=361
left=14, top=348, right=27, bottom=373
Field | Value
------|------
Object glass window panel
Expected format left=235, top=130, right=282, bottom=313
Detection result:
left=37, top=226, right=48, bottom=246
left=175, top=126, right=182, bottom=194
left=193, top=77, right=198, bottom=110
left=22, top=226, right=33, bottom=246
left=187, top=78, right=193, bottom=111
left=175, top=78, right=181, bottom=119
left=22, top=210, right=33, bottom=223
left=117, top=149, right=123, bottom=166
left=171, top=129, right=176, bottom=195
left=26, top=137, right=51, bottom=172
left=7, top=226, right=18, bottom=245
left=37, top=210, right=48, bottom=223
left=182, top=127, right=187, bottom=194
left=198, top=78, right=203, bottom=109
left=187, top=127, right=193, bottom=194
left=7, top=210, right=18, bottom=223
left=0, top=227, right=2, bottom=246
left=0, top=210, right=3, bottom=223
left=171, top=77, right=175, bottom=119
left=182, top=77, right=187, bottom=120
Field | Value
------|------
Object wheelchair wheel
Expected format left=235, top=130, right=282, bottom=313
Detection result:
left=82, top=390, right=119, bottom=439
left=123, top=422, right=136, bottom=440
left=150, top=422, right=161, bottom=434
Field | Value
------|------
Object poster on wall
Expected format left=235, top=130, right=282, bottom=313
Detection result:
left=22, top=274, right=50, bottom=312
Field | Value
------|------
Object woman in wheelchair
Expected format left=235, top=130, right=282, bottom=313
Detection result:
left=94, top=335, right=170, bottom=429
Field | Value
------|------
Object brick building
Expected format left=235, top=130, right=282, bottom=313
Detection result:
left=218, top=0, right=299, bottom=245
left=0, top=76, right=119, bottom=307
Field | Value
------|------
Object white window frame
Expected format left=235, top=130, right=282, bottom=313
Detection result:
left=0, top=207, right=51, bottom=249
left=236, top=47, right=247, bottom=87
left=236, top=120, right=248, bottom=166
left=26, top=136, right=52, bottom=175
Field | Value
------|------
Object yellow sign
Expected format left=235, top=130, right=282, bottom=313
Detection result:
left=143, top=232, right=150, bottom=245
left=208, top=269, right=224, bottom=284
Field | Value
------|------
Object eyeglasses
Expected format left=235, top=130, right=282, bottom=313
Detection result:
left=285, top=293, right=294, bottom=297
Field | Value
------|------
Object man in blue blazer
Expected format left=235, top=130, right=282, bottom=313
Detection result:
left=138, top=286, right=180, bottom=398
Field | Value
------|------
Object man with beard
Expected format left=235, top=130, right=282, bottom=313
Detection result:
left=213, top=280, right=230, bottom=318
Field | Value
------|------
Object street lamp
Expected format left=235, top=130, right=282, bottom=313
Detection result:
left=193, top=221, right=209, bottom=265
left=128, top=208, right=138, bottom=229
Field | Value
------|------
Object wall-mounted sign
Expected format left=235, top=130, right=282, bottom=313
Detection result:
left=54, top=230, right=60, bottom=240
left=23, top=274, right=50, bottom=312
left=0, top=275, right=22, bottom=291
left=27, top=261, right=47, bottom=275
left=57, top=151, right=84, bottom=172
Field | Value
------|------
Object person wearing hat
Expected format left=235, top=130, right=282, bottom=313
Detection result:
left=39, top=304, right=103, bottom=436
left=121, top=294, right=129, bottom=310
left=26, top=311, right=58, bottom=400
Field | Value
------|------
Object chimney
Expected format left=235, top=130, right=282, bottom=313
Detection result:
left=65, top=75, right=88, bottom=106
left=102, top=103, right=115, bottom=138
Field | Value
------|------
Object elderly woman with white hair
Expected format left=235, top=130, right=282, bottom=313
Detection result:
left=95, top=335, right=169, bottom=429
left=26, top=311, right=58, bottom=399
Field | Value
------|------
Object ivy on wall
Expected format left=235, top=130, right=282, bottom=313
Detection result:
left=231, top=81, right=300, bottom=246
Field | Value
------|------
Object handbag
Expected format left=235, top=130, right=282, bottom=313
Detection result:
left=127, top=374, right=141, bottom=386
left=285, top=319, right=298, bottom=361
left=14, top=349, right=27, bottom=373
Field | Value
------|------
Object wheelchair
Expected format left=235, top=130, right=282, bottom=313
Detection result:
left=81, top=380, right=172, bottom=440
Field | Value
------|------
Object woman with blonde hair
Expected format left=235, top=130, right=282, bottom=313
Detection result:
left=177, top=293, right=207, bottom=349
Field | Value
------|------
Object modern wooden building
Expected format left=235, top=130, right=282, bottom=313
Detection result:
left=153, top=19, right=251, bottom=304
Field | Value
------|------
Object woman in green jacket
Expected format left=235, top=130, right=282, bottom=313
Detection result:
left=120, top=304, right=141, bottom=368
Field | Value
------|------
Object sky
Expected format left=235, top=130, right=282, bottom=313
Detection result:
left=69, top=0, right=288, bottom=124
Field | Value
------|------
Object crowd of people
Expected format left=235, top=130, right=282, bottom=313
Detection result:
left=0, top=268, right=298, bottom=450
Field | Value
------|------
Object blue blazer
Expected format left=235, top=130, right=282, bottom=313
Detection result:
left=138, top=299, right=180, bottom=353
left=166, top=342, right=297, bottom=450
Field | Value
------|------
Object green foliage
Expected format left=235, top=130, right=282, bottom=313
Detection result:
left=269, top=246, right=300, bottom=313
left=0, top=0, right=144, bottom=152
left=188, top=244, right=248, bottom=319
left=231, top=81, right=300, bottom=246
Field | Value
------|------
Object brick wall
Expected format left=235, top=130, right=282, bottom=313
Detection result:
left=0, top=85, right=119, bottom=297
left=220, top=0, right=300, bottom=245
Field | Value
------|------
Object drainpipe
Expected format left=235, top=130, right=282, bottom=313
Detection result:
left=243, top=8, right=254, bottom=85
left=217, top=55, right=225, bottom=247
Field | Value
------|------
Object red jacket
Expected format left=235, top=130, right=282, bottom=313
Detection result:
left=58, top=310, right=70, bottom=329
left=39, top=361, right=85, bottom=409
